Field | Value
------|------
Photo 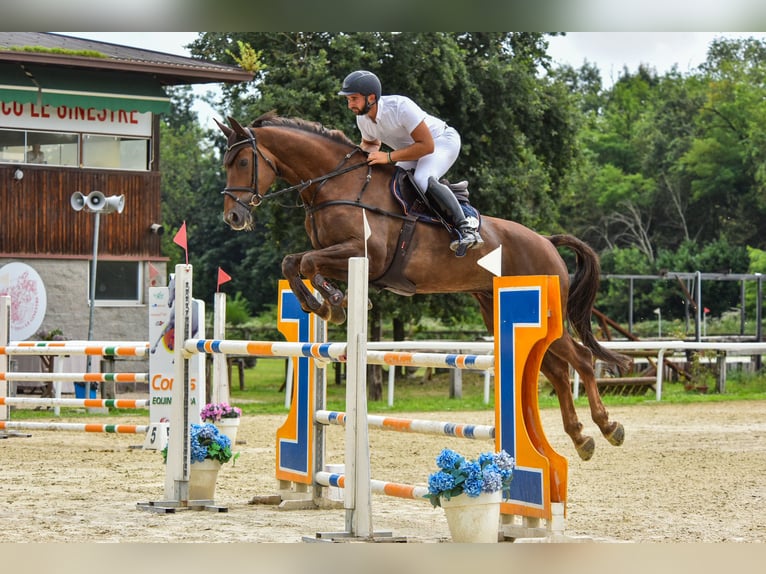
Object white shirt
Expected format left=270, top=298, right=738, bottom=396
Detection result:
left=356, top=95, right=447, bottom=151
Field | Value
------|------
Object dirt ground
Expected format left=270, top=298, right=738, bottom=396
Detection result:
left=1, top=399, right=765, bottom=543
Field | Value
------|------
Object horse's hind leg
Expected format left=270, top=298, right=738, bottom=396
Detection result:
left=549, top=334, right=625, bottom=451
left=541, top=352, right=596, bottom=461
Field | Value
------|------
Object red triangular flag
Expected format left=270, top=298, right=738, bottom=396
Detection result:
left=217, top=267, right=232, bottom=291
left=148, top=262, right=161, bottom=286
left=173, top=221, right=188, bottom=264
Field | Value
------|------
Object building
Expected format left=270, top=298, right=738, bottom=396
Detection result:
left=0, top=32, right=252, bottom=348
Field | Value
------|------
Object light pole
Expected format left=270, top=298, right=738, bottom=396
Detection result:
left=653, top=307, right=662, bottom=338
left=70, top=191, right=125, bottom=379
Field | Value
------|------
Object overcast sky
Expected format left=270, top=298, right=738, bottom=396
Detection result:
left=65, top=31, right=766, bottom=124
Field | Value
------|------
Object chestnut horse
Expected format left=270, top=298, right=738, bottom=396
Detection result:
left=216, top=112, right=629, bottom=460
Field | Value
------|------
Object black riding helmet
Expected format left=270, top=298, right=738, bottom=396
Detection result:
left=338, top=70, right=382, bottom=114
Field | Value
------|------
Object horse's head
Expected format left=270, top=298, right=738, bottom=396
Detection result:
left=215, top=116, right=279, bottom=231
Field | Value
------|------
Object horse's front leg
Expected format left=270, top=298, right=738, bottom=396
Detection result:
left=300, top=242, right=367, bottom=325
left=282, top=252, right=324, bottom=314
left=312, top=273, right=344, bottom=307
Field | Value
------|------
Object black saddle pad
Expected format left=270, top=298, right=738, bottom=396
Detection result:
left=389, top=169, right=481, bottom=226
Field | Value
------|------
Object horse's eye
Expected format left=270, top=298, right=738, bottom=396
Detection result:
left=238, top=157, right=249, bottom=168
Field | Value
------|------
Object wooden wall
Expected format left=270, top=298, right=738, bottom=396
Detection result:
left=0, top=165, right=162, bottom=258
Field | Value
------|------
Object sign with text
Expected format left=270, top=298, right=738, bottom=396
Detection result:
left=148, top=285, right=205, bottom=424
left=1, top=101, right=152, bottom=137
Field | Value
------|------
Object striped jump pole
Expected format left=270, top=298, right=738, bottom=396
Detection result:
left=315, top=410, right=495, bottom=440
left=0, top=372, right=148, bottom=383
left=0, top=296, right=9, bottom=423
left=0, top=343, right=149, bottom=357
left=315, top=471, right=429, bottom=501
left=0, top=397, right=150, bottom=409
left=0, top=420, right=149, bottom=434
left=185, top=338, right=493, bottom=371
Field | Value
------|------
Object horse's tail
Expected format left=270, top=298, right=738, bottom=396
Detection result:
left=547, top=234, right=631, bottom=371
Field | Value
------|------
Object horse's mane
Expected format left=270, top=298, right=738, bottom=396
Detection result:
left=250, top=111, right=356, bottom=147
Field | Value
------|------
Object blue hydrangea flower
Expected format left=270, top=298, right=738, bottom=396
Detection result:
left=481, top=464, right=504, bottom=493
left=435, top=448, right=464, bottom=470
left=494, top=450, right=515, bottom=471
left=424, top=449, right=514, bottom=507
left=428, top=471, right=456, bottom=494
left=477, top=452, right=495, bottom=467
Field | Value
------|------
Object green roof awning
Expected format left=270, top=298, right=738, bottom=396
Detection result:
left=0, top=62, right=38, bottom=105
left=0, top=63, right=170, bottom=114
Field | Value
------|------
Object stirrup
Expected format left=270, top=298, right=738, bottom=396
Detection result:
left=449, top=229, right=483, bottom=257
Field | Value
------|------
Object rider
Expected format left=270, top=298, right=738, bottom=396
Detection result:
left=338, top=70, right=483, bottom=255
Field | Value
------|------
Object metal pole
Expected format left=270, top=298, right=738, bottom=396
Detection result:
left=756, top=275, right=763, bottom=371
left=86, top=211, right=101, bottom=374
left=695, top=271, right=702, bottom=342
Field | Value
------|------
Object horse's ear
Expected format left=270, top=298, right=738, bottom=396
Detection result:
left=227, top=116, right=250, bottom=138
left=214, top=117, right=233, bottom=138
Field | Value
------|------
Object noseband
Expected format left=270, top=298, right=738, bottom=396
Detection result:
left=221, top=127, right=279, bottom=211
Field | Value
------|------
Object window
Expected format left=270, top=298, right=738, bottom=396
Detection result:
left=0, top=129, right=24, bottom=163
left=0, top=129, right=150, bottom=170
left=92, top=261, right=142, bottom=304
left=27, top=131, right=79, bottom=166
left=0, top=129, right=79, bottom=166
left=82, top=134, right=150, bottom=170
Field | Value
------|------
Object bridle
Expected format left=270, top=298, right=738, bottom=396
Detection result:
left=221, top=126, right=370, bottom=213
left=220, top=127, right=279, bottom=211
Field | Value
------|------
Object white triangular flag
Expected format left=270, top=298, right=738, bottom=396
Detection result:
left=362, top=209, right=371, bottom=240
left=362, top=209, right=371, bottom=259
left=477, top=245, right=502, bottom=277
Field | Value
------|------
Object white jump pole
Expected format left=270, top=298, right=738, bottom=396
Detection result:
left=212, top=291, right=229, bottom=404
left=344, top=257, right=373, bottom=538
left=0, top=296, right=9, bottom=424
left=164, top=263, right=193, bottom=502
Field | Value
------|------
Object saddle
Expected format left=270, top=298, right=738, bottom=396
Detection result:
left=370, top=169, right=482, bottom=296
left=390, top=169, right=481, bottom=229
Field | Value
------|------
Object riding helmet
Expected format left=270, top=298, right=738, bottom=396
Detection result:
left=338, top=70, right=382, bottom=102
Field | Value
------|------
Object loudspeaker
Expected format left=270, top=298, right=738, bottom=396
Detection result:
left=102, top=195, right=125, bottom=214
left=84, top=190, right=106, bottom=211
left=70, top=191, right=86, bottom=211
left=84, top=191, right=124, bottom=214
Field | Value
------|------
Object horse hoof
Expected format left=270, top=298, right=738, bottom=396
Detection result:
left=328, top=305, right=346, bottom=325
left=605, top=422, right=625, bottom=446
left=576, top=437, right=595, bottom=461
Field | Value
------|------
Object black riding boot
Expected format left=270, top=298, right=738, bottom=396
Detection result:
left=425, top=176, right=483, bottom=256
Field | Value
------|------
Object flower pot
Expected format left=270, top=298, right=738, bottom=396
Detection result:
left=441, top=490, right=502, bottom=543
left=213, top=417, right=240, bottom=444
left=188, top=459, right=222, bottom=501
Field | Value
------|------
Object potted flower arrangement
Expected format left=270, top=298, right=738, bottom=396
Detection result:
left=425, top=448, right=514, bottom=543
left=162, top=423, right=237, bottom=500
left=200, top=402, right=242, bottom=443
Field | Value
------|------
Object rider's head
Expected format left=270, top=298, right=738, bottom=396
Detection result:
left=338, top=70, right=381, bottom=116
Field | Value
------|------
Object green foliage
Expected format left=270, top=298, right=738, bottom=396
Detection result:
left=7, top=45, right=106, bottom=58
left=159, top=33, right=766, bottom=331
left=225, top=292, right=251, bottom=326
left=226, top=40, right=265, bottom=74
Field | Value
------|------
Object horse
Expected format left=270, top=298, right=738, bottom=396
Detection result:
left=215, top=111, right=630, bottom=461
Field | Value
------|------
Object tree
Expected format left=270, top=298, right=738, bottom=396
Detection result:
left=183, top=32, right=582, bottom=321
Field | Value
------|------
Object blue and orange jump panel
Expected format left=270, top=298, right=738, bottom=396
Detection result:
left=494, top=275, right=568, bottom=520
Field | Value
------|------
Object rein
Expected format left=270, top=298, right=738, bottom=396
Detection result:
left=221, top=128, right=371, bottom=210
